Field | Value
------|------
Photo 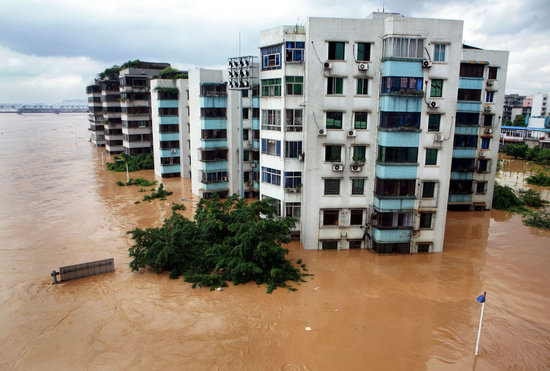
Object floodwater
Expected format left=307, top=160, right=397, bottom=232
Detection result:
left=0, top=114, right=549, bottom=370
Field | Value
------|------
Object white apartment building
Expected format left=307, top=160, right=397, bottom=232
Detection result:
left=150, top=77, right=190, bottom=178
left=259, top=13, right=508, bottom=252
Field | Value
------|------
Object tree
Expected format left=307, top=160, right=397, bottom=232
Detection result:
left=503, top=143, right=528, bottom=159
left=513, top=114, right=527, bottom=126
left=128, top=194, right=308, bottom=292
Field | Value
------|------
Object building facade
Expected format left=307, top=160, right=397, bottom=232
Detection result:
left=259, top=13, right=508, bottom=252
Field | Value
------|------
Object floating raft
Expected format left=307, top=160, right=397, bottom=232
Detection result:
left=51, top=258, right=114, bottom=284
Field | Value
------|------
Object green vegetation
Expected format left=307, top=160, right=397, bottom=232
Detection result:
left=116, top=177, right=158, bottom=187
left=502, top=144, right=550, bottom=165
left=492, top=183, right=523, bottom=211
left=171, top=203, right=186, bottom=211
left=525, top=172, right=550, bottom=186
left=523, top=210, right=550, bottom=230
left=493, top=183, right=550, bottom=230
left=98, top=60, right=141, bottom=79
left=143, top=183, right=172, bottom=201
left=106, top=153, right=154, bottom=172
left=153, top=66, right=188, bottom=80
left=519, top=189, right=547, bottom=208
left=128, top=195, right=309, bottom=293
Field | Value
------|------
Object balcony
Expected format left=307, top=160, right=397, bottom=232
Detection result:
left=448, top=194, right=472, bottom=203
left=375, top=163, right=418, bottom=179
left=374, top=196, right=415, bottom=212
left=452, top=148, right=477, bottom=158
left=159, top=133, right=180, bottom=141
left=372, top=227, right=411, bottom=243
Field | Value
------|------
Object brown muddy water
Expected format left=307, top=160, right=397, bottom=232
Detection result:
left=0, top=114, right=549, bottom=370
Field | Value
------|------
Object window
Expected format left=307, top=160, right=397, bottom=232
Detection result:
left=375, top=178, right=416, bottom=197
left=430, top=79, right=443, bottom=97
left=243, top=150, right=249, bottom=161
left=417, top=243, right=431, bottom=253
left=428, top=114, right=441, bottom=131
left=286, top=41, right=305, bottom=62
left=261, top=139, right=281, bottom=156
left=349, top=240, right=362, bottom=249
left=328, top=41, right=345, bottom=60
left=354, top=112, right=368, bottom=129
left=488, top=67, right=498, bottom=80
left=242, top=108, right=249, bottom=120
left=353, top=146, right=366, bottom=162
left=322, top=241, right=338, bottom=249
left=200, top=108, right=225, bottom=118
left=261, top=167, right=281, bottom=186
left=286, top=202, right=301, bottom=219
left=350, top=209, right=363, bottom=225
left=351, top=178, right=365, bottom=195
left=285, top=109, right=303, bottom=132
left=323, top=209, right=339, bottom=225
left=434, top=44, right=446, bottom=62
left=422, top=181, right=436, bottom=198
left=377, top=212, right=413, bottom=228
left=478, top=159, right=488, bottom=172
left=381, top=77, right=423, bottom=93
left=325, top=145, right=342, bottom=162
left=326, top=111, right=343, bottom=129
left=356, top=78, right=368, bottom=95
left=243, top=129, right=249, bottom=140
left=201, top=171, right=228, bottom=183
left=378, top=146, right=418, bottom=163
left=327, top=77, right=343, bottom=95
left=262, top=109, right=281, bottom=131
left=486, top=91, right=494, bottom=103
left=201, top=129, right=226, bottom=139
left=285, top=141, right=302, bottom=158
left=460, top=63, right=484, bottom=78
left=242, top=89, right=249, bottom=98
left=379, top=112, right=421, bottom=130
left=324, top=179, right=340, bottom=195
left=356, top=42, right=371, bottom=61
left=483, top=114, right=494, bottom=127
left=454, top=135, right=478, bottom=148
left=481, top=137, right=490, bottom=150
left=419, top=213, right=433, bottom=229
left=383, top=37, right=424, bottom=58
left=457, top=89, right=482, bottom=101
left=476, top=182, right=487, bottom=194
left=286, top=76, right=303, bottom=95
left=261, top=78, right=282, bottom=97
left=284, top=172, right=302, bottom=188
left=425, top=148, right=438, bottom=165
left=261, top=45, right=282, bottom=71
left=452, top=158, right=475, bottom=171
left=456, top=112, right=480, bottom=126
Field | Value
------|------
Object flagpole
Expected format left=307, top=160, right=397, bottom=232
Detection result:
left=475, top=291, right=486, bottom=356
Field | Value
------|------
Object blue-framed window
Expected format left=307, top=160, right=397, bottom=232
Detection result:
left=481, top=137, right=490, bottom=149
left=261, top=167, right=281, bottom=185
left=261, top=45, right=282, bottom=71
left=284, top=172, right=302, bottom=188
left=379, top=112, right=421, bottom=130
left=261, top=138, right=281, bottom=156
left=381, top=77, right=423, bottom=93
left=286, top=42, right=304, bottom=62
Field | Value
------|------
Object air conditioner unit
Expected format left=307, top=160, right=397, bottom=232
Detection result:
left=348, top=129, right=356, bottom=137
left=332, top=163, right=343, bottom=172
left=298, top=153, right=305, bottom=161
left=434, top=133, right=444, bottom=141
left=221, top=176, right=228, bottom=181
left=485, top=128, right=493, bottom=134
left=411, top=230, right=421, bottom=237
left=358, top=63, right=368, bottom=71
left=323, top=61, right=332, bottom=70
left=427, top=100, right=439, bottom=108
left=487, top=79, right=494, bottom=86
left=350, top=165, right=362, bottom=172
left=170, top=149, right=178, bottom=154
left=479, top=151, right=487, bottom=157
left=318, top=128, right=326, bottom=136
left=422, top=60, right=432, bottom=68
left=484, top=105, right=493, bottom=112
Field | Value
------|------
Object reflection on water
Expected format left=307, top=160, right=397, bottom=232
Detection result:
left=0, top=114, right=549, bottom=370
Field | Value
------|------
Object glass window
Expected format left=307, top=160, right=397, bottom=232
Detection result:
left=483, top=115, right=494, bottom=127
left=286, top=76, right=303, bottom=95
left=481, top=138, right=490, bottom=149
left=353, top=146, right=366, bottom=162
left=285, top=109, right=303, bottom=132
left=261, top=45, right=282, bottom=71
left=327, top=77, right=343, bottom=94
left=285, top=141, right=302, bottom=158
left=378, top=146, right=418, bottom=163
left=261, top=78, right=282, bottom=97
left=261, top=167, right=281, bottom=186
left=326, top=112, right=343, bottom=129
left=286, top=202, right=301, bottom=219
left=434, top=44, right=446, bottom=62
left=284, top=171, right=302, bottom=188
left=422, top=182, right=436, bottom=198
left=425, top=148, right=438, bottom=165
left=383, top=37, right=424, bottom=58
left=430, top=79, right=443, bottom=97
left=328, top=42, right=345, bottom=60
left=357, top=42, right=371, bottom=61
left=419, top=212, right=433, bottom=229
left=488, top=67, right=498, bottom=80
left=478, top=159, right=488, bottom=172
left=460, top=63, right=484, bottom=78
left=476, top=182, right=487, bottom=194
left=428, top=114, right=441, bottom=132
left=356, top=78, right=368, bottom=95
left=486, top=91, right=494, bottom=103
left=325, top=146, right=342, bottom=162
left=379, top=112, right=421, bottom=130
left=350, top=210, right=363, bottom=225
left=354, top=112, right=368, bottom=129
left=261, top=110, right=281, bottom=131
left=351, top=178, right=365, bottom=195
left=286, top=41, right=305, bottom=63
left=261, top=139, right=281, bottom=156
left=322, top=240, right=338, bottom=249
left=381, top=77, right=423, bottom=93
left=417, top=243, right=431, bottom=253
left=324, top=179, right=340, bottom=195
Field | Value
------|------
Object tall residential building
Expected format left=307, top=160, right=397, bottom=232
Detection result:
left=119, top=62, right=170, bottom=156
left=86, top=84, right=105, bottom=147
left=259, top=13, right=508, bottom=252
left=150, top=76, right=190, bottom=178
left=187, top=68, right=260, bottom=199
left=100, top=78, right=123, bottom=154
left=503, top=94, right=527, bottom=122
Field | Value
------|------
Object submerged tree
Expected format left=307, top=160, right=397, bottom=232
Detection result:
left=128, top=194, right=308, bottom=293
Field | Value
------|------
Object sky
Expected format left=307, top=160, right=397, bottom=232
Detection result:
left=1, top=0, right=549, bottom=104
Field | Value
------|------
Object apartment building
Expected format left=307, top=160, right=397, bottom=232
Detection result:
left=100, top=78, right=123, bottom=153
left=150, top=76, right=190, bottom=178
left=187, top=68, right=260, bottom=199
left=119, top=62, right=170, bottom=156
left=86, top=84, right=105, bottom=147
left=259, top=13, right=508, bottom=252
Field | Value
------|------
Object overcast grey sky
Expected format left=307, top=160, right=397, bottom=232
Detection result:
left=1, top=0, right=548, bottom=104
